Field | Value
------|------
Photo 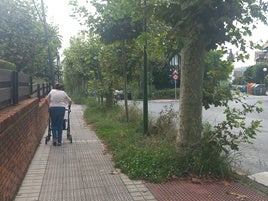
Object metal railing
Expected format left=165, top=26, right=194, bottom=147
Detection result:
left=0, top=69, right=52, bottom=110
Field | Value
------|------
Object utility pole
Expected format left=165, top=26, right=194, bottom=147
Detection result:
left=143, top=0, right=148, bottom=134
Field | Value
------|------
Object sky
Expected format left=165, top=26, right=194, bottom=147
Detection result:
left=233, top=25, right=268, bottom=68
left=44, top=0, right=268, bottom=68
left=44, top=0, right=86, bottom=51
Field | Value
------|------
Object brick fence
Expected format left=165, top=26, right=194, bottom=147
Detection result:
left=0, top=98, right=49, bottom=201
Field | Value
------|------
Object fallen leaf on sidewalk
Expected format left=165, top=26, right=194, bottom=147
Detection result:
left=220, top=180, right=231, bottom=186
left=110, top=169, right=120, bottom=175
left=191, top=178, right=202, bottom=184
left=226, top=191, right=248, bottom=200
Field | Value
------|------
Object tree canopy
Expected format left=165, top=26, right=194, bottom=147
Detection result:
left=66, top=0, right=268, bottom=147
left=0, top=0, right=61, bottom=80
left=153, top=0, right=268, bottom=146
left=243, top=63, right=268, bottom=83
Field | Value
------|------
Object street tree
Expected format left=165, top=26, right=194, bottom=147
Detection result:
left=244, top=63, right=268, bottom=83
left=63, top=35, right=101, bottom=94
left=155, top=0, right=268, bottom=147
left=88, top=0, right=143, bottom=116
left=0, top=0, right=61, bottom=80
left=70, top=0, right=171, bottom=97
left=203, top=50, right=234, bottom=109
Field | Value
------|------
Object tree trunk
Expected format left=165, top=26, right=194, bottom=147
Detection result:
left=177, top=40, right=206, bottom=147
left=121, top=40, right=129, bottom=122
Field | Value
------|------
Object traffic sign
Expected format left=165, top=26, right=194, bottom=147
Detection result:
left=172, top=70, right=178, bottom=75
left=173, top=74, right=178, bottom=80
left=172, top=70, right=179, bottom=80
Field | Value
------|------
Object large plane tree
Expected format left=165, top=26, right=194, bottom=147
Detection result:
left=155, top=0, right=268, bottom=147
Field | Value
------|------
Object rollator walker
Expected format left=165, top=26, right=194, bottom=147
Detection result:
left=45, top=106, right=72, bottom=144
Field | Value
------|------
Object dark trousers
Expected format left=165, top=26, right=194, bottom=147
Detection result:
left=49, top=107, right=65, bottom=144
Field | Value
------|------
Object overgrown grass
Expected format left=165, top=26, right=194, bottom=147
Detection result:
left=83, top=98, right=235, bottom=183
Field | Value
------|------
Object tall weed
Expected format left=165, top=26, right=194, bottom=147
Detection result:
left=83, top=94, right=262, bottom=182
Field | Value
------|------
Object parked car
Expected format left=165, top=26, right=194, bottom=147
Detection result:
left=114, top=90, right=124, bottom=100
left=232, top=85, right=247, bottom=92
left=113, top=90, right=132, bottom=101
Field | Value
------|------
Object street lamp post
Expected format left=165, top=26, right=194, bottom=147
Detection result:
left=263, top=67, right=267, bottom=95
left=143, top=0, right=148, bottom=135
left=263, top=67, right=267, bottom=84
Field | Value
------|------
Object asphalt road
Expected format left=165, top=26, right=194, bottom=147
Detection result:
left=130, top=94, right=268, bottom=176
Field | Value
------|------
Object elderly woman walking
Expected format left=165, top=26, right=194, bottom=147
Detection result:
left=46, top=83, right=72, bottom=146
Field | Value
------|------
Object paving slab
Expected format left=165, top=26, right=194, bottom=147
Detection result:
left=249, top=172, right=268, bottom=187
left=14, top=104, right=156, bottom=201
left=14, top=104, right=268, bottom=201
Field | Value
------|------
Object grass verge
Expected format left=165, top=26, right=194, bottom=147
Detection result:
left=83, top=99, right=235, bottom=183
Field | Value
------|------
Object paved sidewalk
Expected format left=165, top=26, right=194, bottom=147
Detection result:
left=15, top=104, right=156, bottom=201
left=15, top=104, right=268, bottom=201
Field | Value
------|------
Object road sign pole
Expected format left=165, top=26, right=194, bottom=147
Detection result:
left=172, top=70, right=178, bottom=100
left=175, top=80, right=177, bottom=100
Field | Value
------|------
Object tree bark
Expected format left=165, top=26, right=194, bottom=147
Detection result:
left=177, top=39, right=206, bottom=147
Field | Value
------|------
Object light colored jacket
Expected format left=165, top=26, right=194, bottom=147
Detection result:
left=46, top=89, right=72, bottom=108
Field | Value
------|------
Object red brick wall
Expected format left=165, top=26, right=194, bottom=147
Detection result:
left=0, top=98, right=48, bottom=201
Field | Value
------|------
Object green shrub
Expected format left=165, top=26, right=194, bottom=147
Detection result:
left=115, top=104, right=143, bottom=123
left=152, top=88, right=179, bottom=99
left=176, top=125, right=234, bottom=178
left=148, top=104, right=178, bottom=140
left=84, top=99, right=233, bottom=182
left=84, top=92, right=262, bottom=182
